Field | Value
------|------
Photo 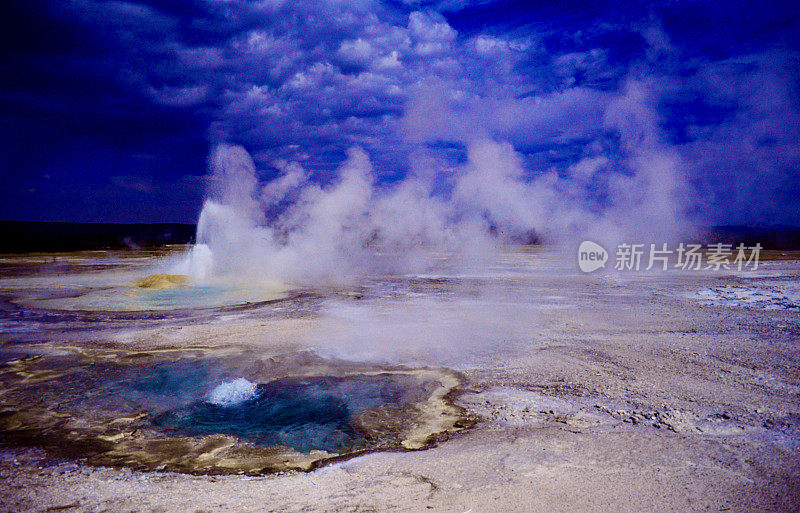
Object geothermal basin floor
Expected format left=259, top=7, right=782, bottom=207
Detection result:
left=0, top=248, right=798, bottom=512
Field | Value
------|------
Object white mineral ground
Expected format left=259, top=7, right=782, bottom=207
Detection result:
left=0, top=248, right=799, bottom=512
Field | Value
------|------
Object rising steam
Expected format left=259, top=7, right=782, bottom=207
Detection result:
left=176, top=80, right=691, bottom=286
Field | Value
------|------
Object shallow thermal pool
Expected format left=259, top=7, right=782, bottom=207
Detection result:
left=28, top=280, right=289, bottom=311
left=0, top=250, right=289, bottom=312
left=154, top=374, right=419, bottom=453
left=0, top=348, right=470, bottom=474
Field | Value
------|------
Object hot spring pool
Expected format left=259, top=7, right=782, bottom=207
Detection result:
left=0, top=251, right=290, bottom=312
left=0, top=348, right=471, bottom=474
left=18, top=280, right=290, bottom=312
left=154, top=375, right=415, bottom=453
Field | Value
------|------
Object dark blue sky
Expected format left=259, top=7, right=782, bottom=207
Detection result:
left=2, top=0, right=799, bottom=224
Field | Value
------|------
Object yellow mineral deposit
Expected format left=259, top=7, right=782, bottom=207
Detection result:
left=132, top=273, right=191, bottom=289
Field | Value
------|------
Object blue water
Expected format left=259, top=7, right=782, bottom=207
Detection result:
left=152, top=375, right=409, bottom=453
left=0, top=351, right=414, bottom=455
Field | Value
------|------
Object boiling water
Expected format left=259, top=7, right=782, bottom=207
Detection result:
left=153, top=375, right=411, bottom=453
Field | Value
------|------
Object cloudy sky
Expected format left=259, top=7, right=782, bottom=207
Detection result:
left=1, top=0, right=799, bottom=225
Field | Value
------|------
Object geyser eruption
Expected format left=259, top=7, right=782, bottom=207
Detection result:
left=177, top=142, right=505, bottom=285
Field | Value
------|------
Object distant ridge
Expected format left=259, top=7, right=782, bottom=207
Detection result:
left=700, top=225, right=800, bottom=250
left=0, top=221, right=798, bottom=254
left=0, top=221, right=196, bottom=253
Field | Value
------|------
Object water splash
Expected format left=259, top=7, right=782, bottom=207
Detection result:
left=208, top=378, right=258, bottom=407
